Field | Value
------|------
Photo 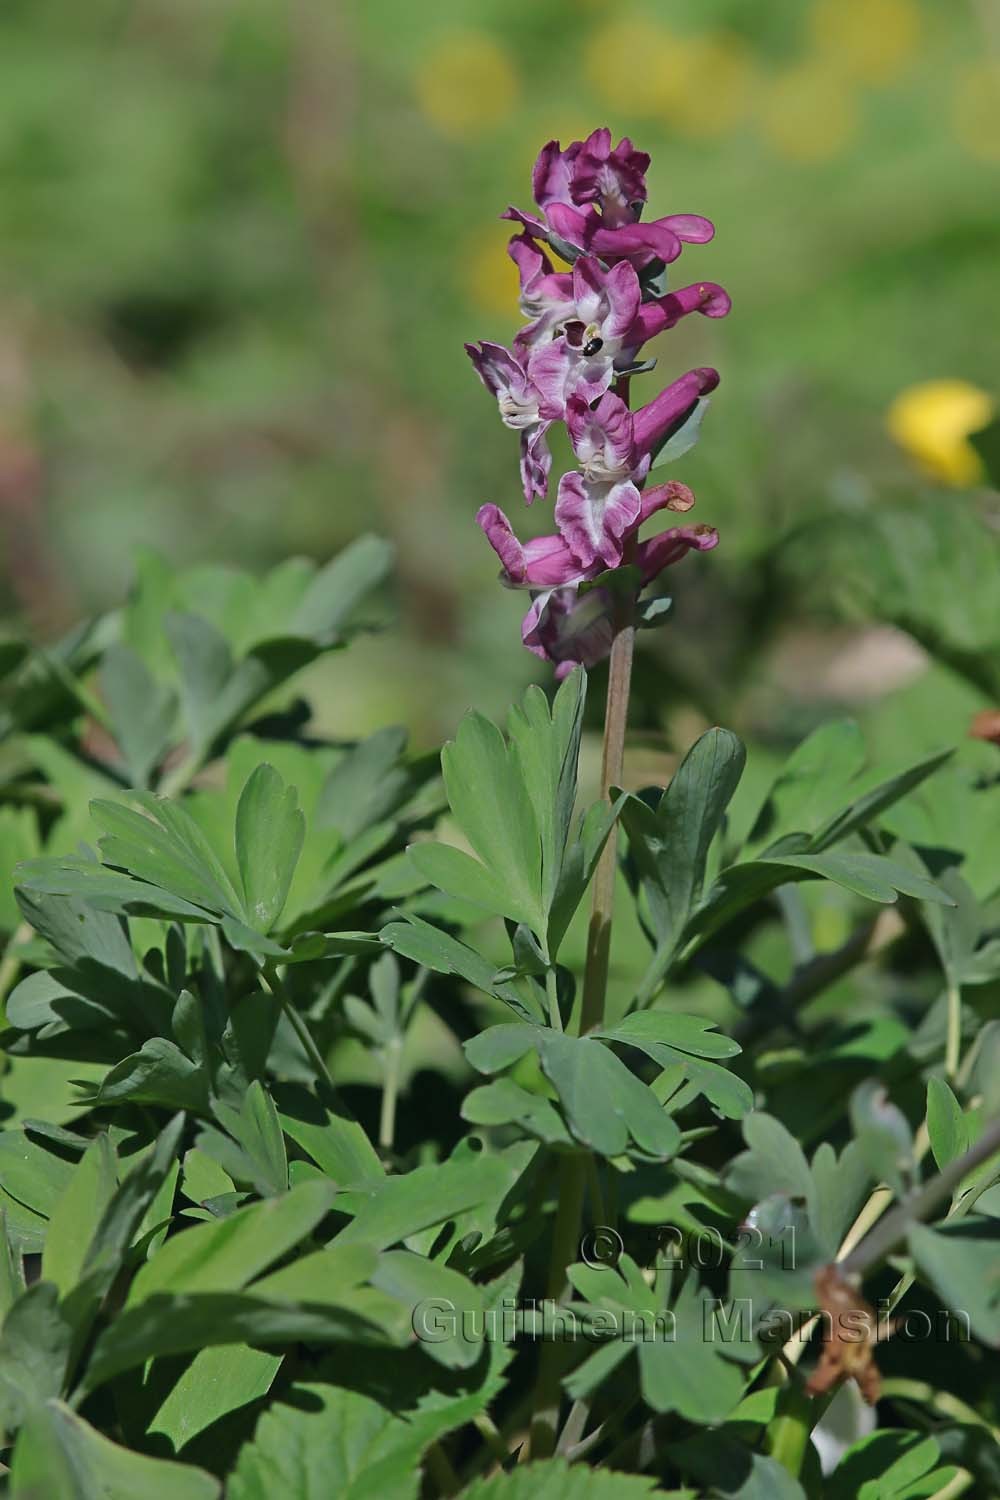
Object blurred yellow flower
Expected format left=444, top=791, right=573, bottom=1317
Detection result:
left=414, top=32, right=519, bottom=138
left=809, top=0, right=922, bottom=84
left=952, top=63, right=1000, bottom=164
left=757, top=62, right=860, bottom=161
left=583, top=22, right=755, bottom=137
left=886, top=380, right=995, bottom=487
left=463, top=227, right=518, bottom=317
left=660, top=33, right=757, bottom=139
left=582, top=19, right=678, bottom=115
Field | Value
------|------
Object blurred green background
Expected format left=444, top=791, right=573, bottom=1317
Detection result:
left=1, top=0, right=998, bottom=766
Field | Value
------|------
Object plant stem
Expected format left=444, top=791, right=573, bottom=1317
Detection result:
left=0, top=920, right=32, bottom=1014
left=529, top=1152, right=587, bottom=1460
left=841, top=1112, right=1000, bottom=1277
left=379, top=1035, right=403, bottom=1151
left=945, top=978, right=962, bottom=1080
left=425, top=1440, right=460, bottom=1497
left=532, top=374, right=636, bottom=1462
left=261, top=961, right=336, bottom=1091
left=545, top=967, right=563, bottom=1032
left=579, top=552, right=636, bottom=1035
left=766, top=1381, right=815, bottom=1479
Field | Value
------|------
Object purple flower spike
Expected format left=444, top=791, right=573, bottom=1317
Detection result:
left=630, top=282, right=732, bottom=344
left=572, top=258, right=642, bottom=356
left=555, top=471, right=643, bottom=570
left=465, top=340, right=554, bottom=502
left=631, top=368, right=720, bottom=462
left=520, top=521, right=717, bottom=677
left=565, top=393, right=635, bottom=481
left=468, top=129, right=725, bottom=671
left=522, top=586, right=618, bottom=680
left=508, top=233, right=575, bottom=347
left=527, top=335, right=612, bottom=416
left=477, top=504, right=587, bottom=589
left=570, top=130, right=650, bottom=226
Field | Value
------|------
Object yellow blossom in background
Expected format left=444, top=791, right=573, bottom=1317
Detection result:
left=414, top=32, right=519, bottom=138
left=952, top=63, right=1000, bottom=164
left=886, top=380, right=995, bottom=486
left=582, top=19, right=679, bottom=115
left=463, top=227, right=518, bottom=317
left=809, top=0, right=922, bottom=85
left=757, top=62, right=860, bottom=161
left=659, top=33, right=757, bottom=140
left=583, top=22, right=755, bottom=137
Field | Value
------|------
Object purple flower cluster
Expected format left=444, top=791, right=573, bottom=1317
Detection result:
left=466, top=129, right=728, bottom=677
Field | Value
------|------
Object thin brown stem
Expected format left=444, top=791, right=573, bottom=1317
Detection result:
left=531, top=374, right=638, bottom=1462
left=579, top=550, right=636, bottom=1035
left=841, top=1112, right=1000, bottom=1277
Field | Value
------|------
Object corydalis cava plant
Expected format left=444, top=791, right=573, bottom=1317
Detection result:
left=466, top=127, right=727, bottom=676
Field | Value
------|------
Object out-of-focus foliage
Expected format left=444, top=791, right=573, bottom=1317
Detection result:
left=1, top=0, right=998, bottom=748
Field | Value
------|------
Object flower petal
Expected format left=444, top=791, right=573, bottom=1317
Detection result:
left=555, top=471, right=641, bottom=569
left=520, top=422, right=552, bottom=502
left=631, top=368, right=720, bottom=459
left=566, top=392, right=635, bottom=478
left=638, top=523, right=720, bottom=581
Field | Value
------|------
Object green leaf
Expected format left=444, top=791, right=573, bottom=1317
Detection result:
left=83, top=1286, right=402, bottom=1393
left=315, top=726, right=409, bottom=841
left=338, top=1156, right=505, bottom=1250
left=40, top=1135, right=117, bottom=1298
left=461, top=1079, right=572, bottom=1147
left=506, top=669, right=585, bottom=915
left=970, top=414, right=1000, bottom=488
left=100, top=644, right=177, bottom=790
left=908, top=1218, right=1000, bottom=1346
left=407, top=842, right=524, bottom=926
left=744, top=719, right=867, bottom=855
left=228, top=1323, right=512, bottom=1500
left=849, top=1080, right=915, bottom=1199
left=273, top=1082, right=384, bottom=1187
left=537, top=1033, right=680, bottom=1160
left=926, top=1077, right=968, bottom=1170
left=460, top=1461, right=662, bottom=1499
left=381, top=916, right=544, bottom=1023
left=83, top=1038, right=209, bottom=1112
left=126, top=1179, right=335, bottom=1304
left=61, top=1115, right=185, bottom=1340
left=648, top=394, right=712, bottom=469
left=685, top=847, right=954, bottom=954
left=637, top=1277, right=754, bottom=1422
left=808, top=748, right=955, bottom=854
left=621, top=728, right=745, bottom=972
left=91, top=794, right=245, bottom=920
left=371, top=1249, right=485, bottom=1369
left=440, top=710, right=543, bottom=936
left=214, top=1080, right=289, bottom=1196
left=598, top=1012, right=741, bottom=1059
left=0, top=1211, right=23, bottom=1319
left=145, top=1344, right=281, bottom=1454
left=288, top=534, right=394, bottom=642
left=235, top=765, right=305, bottom=933
left=166, top=611, right=238, bottom=759
left=828, top=1430, right=950, bottom=1500
left=464, top=1023, right=540, bottom=1075
left=11, top=1400, right=221, bottom=1500
left=726, top=1113, right=815, bottom=1205
left=597, top=1012, right=751, bottom=1121
left=0, top=1127, right=76, bottom=1223
left=0, top=1283, right=72, bottom=1432
left=670, top=1431, right=808, bottom=1500
left=15, top=857, right=217, bottom=924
